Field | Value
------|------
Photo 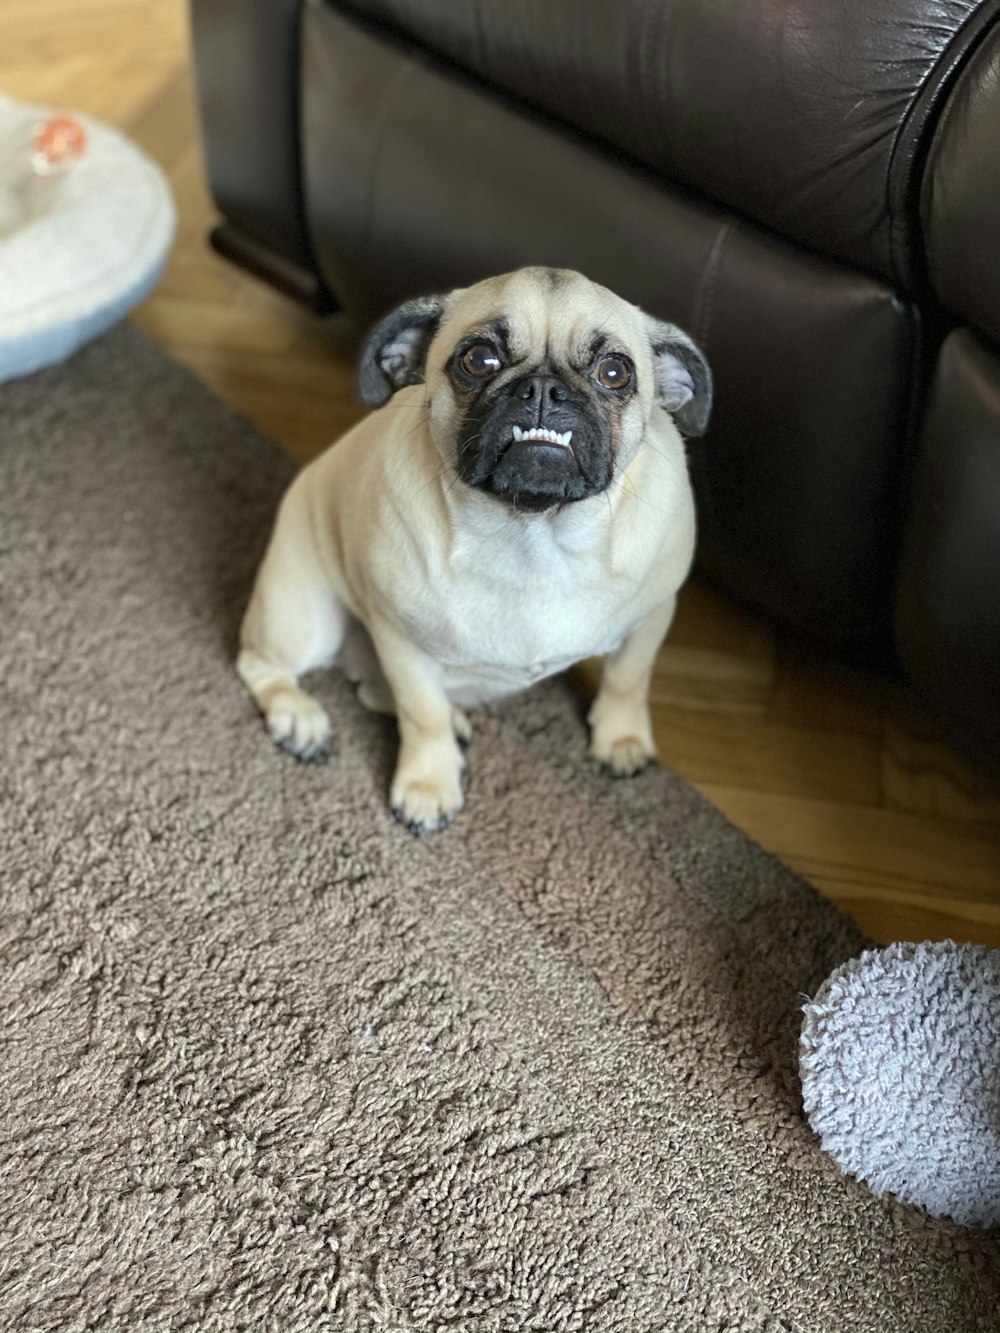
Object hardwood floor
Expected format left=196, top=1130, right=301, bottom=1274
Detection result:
left=9, top=0, right=1000, bottom=946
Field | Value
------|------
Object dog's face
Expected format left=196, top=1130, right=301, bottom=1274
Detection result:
left=358, top=268, right=712, bottom=513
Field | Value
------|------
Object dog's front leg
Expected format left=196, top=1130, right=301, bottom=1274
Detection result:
left=589, top=597, right=676, bottom=777
left=370, top=624, right=464, bottom=833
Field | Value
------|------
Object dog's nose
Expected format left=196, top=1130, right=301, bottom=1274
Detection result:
left=513, top=374, right=568, bottom=406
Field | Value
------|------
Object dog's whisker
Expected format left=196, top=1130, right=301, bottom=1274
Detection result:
left=414, top=461, right=459, bottom=499
left=398, top=412, right=432, bottom=445
left=604, top=471, right=673, bottom=518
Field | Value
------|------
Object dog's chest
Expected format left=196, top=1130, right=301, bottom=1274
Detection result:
left=406, top=523, right=646, bottom=702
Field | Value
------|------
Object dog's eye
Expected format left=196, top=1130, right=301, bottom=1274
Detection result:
left=595, top=356, right=631, bottom=391
left=460, top=343, right=502, bottom=377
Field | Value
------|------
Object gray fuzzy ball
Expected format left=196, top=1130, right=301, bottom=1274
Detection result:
left=800, top=940, right=1000, bottom=1229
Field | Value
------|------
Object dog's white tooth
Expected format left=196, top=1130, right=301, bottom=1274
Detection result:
left=512, top=425, right=523, bottom=441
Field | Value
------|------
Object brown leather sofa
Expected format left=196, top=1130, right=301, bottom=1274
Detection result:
left=190, top=0, right=1000, bottom=768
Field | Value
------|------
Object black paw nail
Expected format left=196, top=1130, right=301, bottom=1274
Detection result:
left=276, top=739, right=329, bottom=764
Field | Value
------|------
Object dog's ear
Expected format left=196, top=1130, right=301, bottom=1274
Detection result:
left=358, top=295, right=447, bottom=408
left=646, top=319, right=713, bottom=437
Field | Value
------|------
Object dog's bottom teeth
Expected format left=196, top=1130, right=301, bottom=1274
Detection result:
left=512, top=425, right=573, bottom=447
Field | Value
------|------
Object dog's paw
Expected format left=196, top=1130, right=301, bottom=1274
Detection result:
left=266, top=688, right=332, bottom=762
left=391, top=765, right=464, bottom=835
left=590, top=732, right=657, bottom=778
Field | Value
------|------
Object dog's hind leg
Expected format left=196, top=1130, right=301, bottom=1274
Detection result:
left=344, top=621, right=470, bottom=743
left=356, top=676, right=471, bottom=747
left=339, top=619, right=395, bottom=718
left=237, top=486, right=346, bottom=761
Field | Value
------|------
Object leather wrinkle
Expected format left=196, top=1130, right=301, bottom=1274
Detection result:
left=691, top=219, right=739, bottom=357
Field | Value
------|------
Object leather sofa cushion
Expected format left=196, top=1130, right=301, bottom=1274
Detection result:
left=922, top=24, right=1000, bottom=343
left=332, top=0, right=999, bottom=289
left=895, top=329, right=1000, bottom=768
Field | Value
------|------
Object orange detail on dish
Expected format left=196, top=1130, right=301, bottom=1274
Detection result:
left=34, top=117, right=88, bottom=171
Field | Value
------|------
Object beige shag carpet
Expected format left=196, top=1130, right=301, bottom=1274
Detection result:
left=1, top=327, right=998, bottom=1332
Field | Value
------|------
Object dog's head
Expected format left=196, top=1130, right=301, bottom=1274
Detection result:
left=358, top=267, right=712, bottom=513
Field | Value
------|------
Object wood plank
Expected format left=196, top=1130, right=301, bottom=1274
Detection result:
left=768, top=638, right=887, bottom=737
left=669, top=578, right=776, bottom=657
left=657, top=709, right=882, bottom=805
left=882, top=701, right=1000, bottom=822
left=812, top=881, right=1000, bottom=949
left=124, top=67, right=199, bottom=172
left=696, top=786, right=1000, bottom=901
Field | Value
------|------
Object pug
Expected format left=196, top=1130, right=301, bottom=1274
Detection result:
left=238, top=267, right=711, bottom=832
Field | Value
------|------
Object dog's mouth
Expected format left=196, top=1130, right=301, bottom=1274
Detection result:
left=510, top=424, right=574, bottom=450
left=483, top=424, right=587, bottom=511
left=456, top=401, right=611, bottom=512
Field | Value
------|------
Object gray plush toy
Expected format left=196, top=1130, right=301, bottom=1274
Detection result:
left=800, top=940, right=1000, bottom=1229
